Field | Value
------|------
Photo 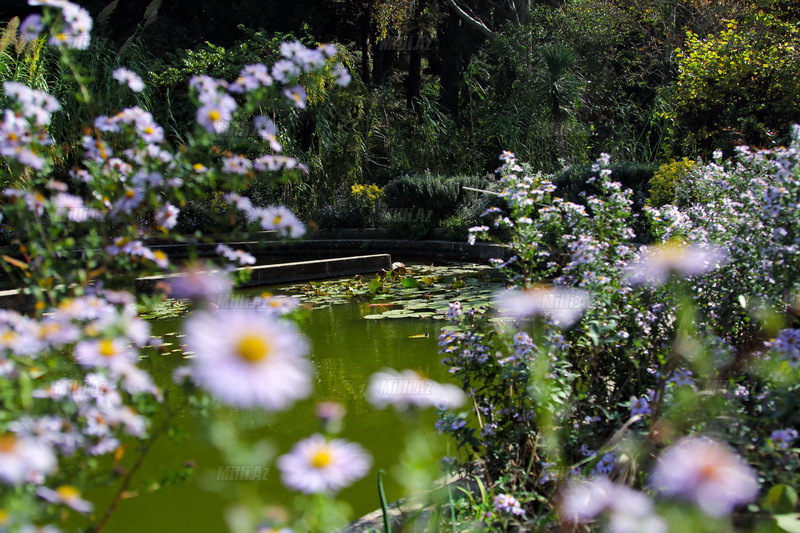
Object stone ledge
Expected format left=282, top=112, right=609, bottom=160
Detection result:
left=0, top=255, right=393, bottom=311
left=135, top=254, right=393, bottom=293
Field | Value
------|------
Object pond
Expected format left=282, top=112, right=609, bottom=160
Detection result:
left=75, top=262, right=500, bottom=531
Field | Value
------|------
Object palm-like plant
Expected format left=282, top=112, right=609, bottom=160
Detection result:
left=532, top=44, right=580, bottom=160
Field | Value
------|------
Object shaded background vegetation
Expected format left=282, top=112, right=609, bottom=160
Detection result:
left=1, top=0, right=799, bottom=232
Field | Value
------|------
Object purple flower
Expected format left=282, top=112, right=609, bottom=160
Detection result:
left=277, top=434, right=371, bottom=493
left=19, top=14, right=43, bottom=41
left=650, top=436, right=758, bottom=517
left=630, top=396, right=651, bottom=417
left=493, top=286, right=590, bottom=328
left=592, top=453, right=616, bottom=476
left=493, top=493, right=525, bottom=516
left=625, top=242, right=727, bottom=287
left=770, top=428, right=798, bottom=450
left=284, top=85, right=307, bottom=109
left=112, top=68, right=145, bottom=92
left=770, top=328, right=800, bottom=367
left=446, top=302, right=462, bottom=320
left=560, top=477, right=666, bottom=532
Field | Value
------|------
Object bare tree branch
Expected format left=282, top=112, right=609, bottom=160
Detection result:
left=444, top=0, right=497, bottom=39
left=514, top=0, right=530, bottom=25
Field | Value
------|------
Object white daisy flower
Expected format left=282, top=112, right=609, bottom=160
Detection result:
left=283, top=86, right=306, bottom=109
left=250, top=205, right=305, bottom=238
left=216, top=244, right=256, bottom=265
left=74, top=338, right=137, bottom=371
left=650, top=436, right=758, bottom=517
left=367, top=369, right=465, bottom=411
left=112, top=68, right=145, bottom=92
left=0, top=434, right=57, bottom=485
left=196, top=94, right=237, bottom=134
left=155, top=203, right=180, bottom=229
left=277, top=433, right=371, bottom=493
left=36, top=485, right=93, bottom=513
left=625, top=242, right=727, bottom=287
left=181, top=310, right=313, bottom=409
left=332, top=63, right=351, bottom=87
left=167, top=265, right=232, bottom=301
left=222, top=155, right=252, bottom=175
left=494, top=286, right=590, bottom=328
left=253, top=115, right=282, bottom=152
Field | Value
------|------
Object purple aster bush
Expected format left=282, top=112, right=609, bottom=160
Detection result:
left=438, top=145, right=800, bottom=530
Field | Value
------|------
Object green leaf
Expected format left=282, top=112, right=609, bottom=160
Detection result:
left=401, top=277, right=420, bottom=288
left=774, top=514, right=800, bottom=533
left=765, top=486, right=799, bottom=515
left=368, top=278, right=383, bottom=294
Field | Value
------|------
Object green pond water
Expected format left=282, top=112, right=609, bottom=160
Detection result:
left=74, top=264, right=501, bottom=532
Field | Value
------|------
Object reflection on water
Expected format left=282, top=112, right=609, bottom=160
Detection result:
left=82, top=301, right=453, bottom=532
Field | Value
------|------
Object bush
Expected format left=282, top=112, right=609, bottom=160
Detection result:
left=384, top=174, right=492, bottom=219
left=553, top=161, right=658, bottom=240
left=311, top=183, right=386, bottom=230
left=451, top=147, right=800, bottom=530
left=648, top=158, right=697, bottom=207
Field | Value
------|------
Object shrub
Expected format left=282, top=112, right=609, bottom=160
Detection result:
left=453, top=147, right=800, bottom=530
left=553, top=161, right=658, bottom=240
left=648, top=158, right=697, bottom=207
left=311, top=183, right=386, bottom=229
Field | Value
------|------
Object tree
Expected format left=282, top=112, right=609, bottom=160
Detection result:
left=532, top=44, right=580, bottom=159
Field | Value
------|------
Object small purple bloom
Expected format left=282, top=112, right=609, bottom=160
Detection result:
left=630, top=396, right=651, bottom=417
left=493, top=493, right=525, bottom=516
left=770, top=428, right=798, bottom=450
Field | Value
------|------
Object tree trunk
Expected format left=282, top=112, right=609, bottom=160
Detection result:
left=405, top=1, right=426, bottom=109
left=360, top=1, right=372, bottom=85
left=438, top=7, right=461, bottom=113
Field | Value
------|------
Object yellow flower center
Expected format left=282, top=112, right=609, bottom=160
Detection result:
left=208, top=110, right=221, bottom=122
left=236, top=335, right=271, bottom=363
left=653, top=241, right=687, bottom=265
left=310, top=447, right=333, bottom=469
left=99, top=339, right=116, bottom=357
left=193, top=163, right=206, bottom=171
left=1, top=331, right=16, bottom=344
left=143, top=126, right=154, bottom=135
left=7, top=133, right=17, bottom=142
left=272, top=216, right=282, bottom=226
left=40, top=323, right=60, bottom=338
left=125, top=189, right=136, bottom=198
left=0, top=435, right=17, bottom=453
left=0, top=509, right=8, bottom=524
left=56, top=485, right=80, bottom=500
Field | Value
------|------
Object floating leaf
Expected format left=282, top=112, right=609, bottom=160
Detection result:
left=401, top=277, right=420, bottom=288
